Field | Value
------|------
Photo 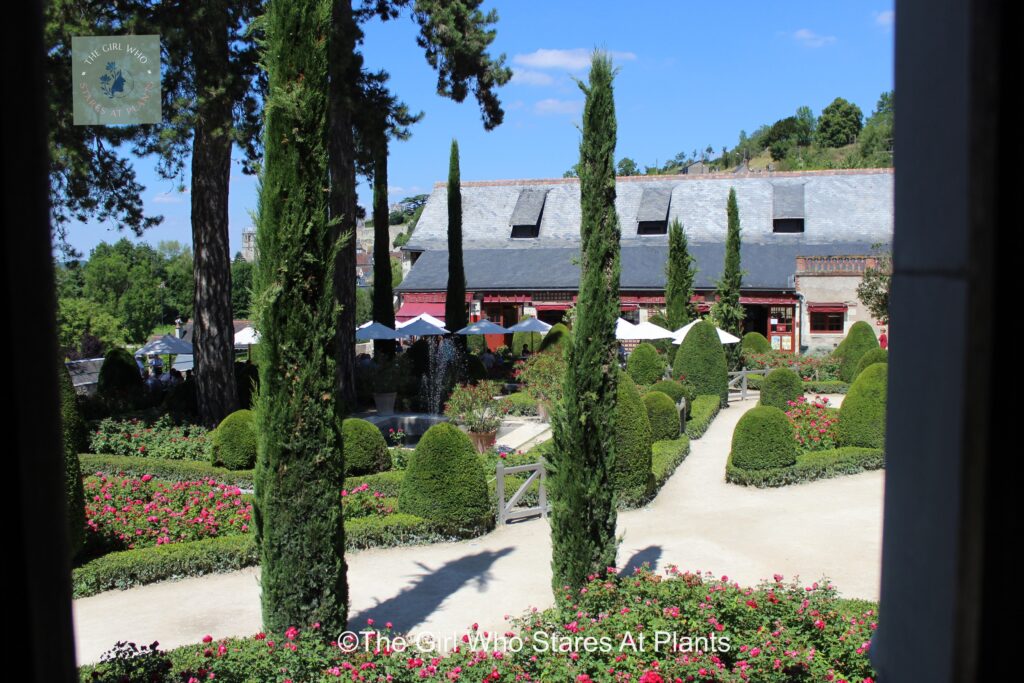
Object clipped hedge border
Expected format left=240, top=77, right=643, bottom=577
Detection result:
left=346, top=513, right=467, bottom=550
left=726, top=446, right=884, bottom=488
left=747, top=376, right=849, bottom=395
left=684, top=395, right=721, bottom=439
left=80, top=455, right=255, bottom=488
left=617, top=435, right=690, bottom=509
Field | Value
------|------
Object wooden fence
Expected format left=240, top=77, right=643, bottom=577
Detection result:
left=728, top=368, right=770, bottom=401
left=495, top=459, right=549, bottom=524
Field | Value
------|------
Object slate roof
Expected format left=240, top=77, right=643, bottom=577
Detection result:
left=405, top=169, right=893, bottom=250
left=396, top=241, right=888, bottom=294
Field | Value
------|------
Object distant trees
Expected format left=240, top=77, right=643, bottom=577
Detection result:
left=711, top=189, right=745, bottom=366
left=616, top=157, right=640, bottom=176
left=231, top=255, right=253, bottom=319
left=816, top=97, right=864, bottom=148
left=859, top=91, right=894, bottom=165
left=857, top=245, right=892, bottom=325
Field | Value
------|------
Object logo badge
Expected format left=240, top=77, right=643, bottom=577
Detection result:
left=73, top=35, right=161, bottom=125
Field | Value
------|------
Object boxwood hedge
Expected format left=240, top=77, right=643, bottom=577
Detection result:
left=838, top=362, right=888, bottom=448
left=210, top=409, right=257, bottom=470
left=341, top=418, right=392, bottom=476
left=626, top=342, right=666, bottom=385
left=853, top=348, right=888, bottom=381
left=760, top=367, right=803, bottom=410
left=612, top=374, right=654, bottom=502
left=672, top=321, right=729, bottom=405
left=730, top=405, right=797, bottom=470
left=684, top=395, right=721, bottom=439
left=833, top=321, right=880, bottom=382
left=726, top=446, right=884, bottom=487
left=643, top=390, right=680, bottom=442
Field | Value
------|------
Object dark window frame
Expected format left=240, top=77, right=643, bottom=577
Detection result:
left=809, top=311, right=845, bottom=333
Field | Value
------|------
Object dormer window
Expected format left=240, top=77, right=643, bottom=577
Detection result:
left=510, top=188, right=548, bottom=238
left=773, top=183, right=805, bottom=233
left=636, top=187, right=672, bottom=235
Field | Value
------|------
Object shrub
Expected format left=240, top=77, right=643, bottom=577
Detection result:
left=730, top=406, right=797, bottom=470
left=466, top=334, right=486, bottom=355
left=398, top=423, right=491, bottom=531
left=684, top=395, right=721, bottom=439
left=97, top=348, right=142, bottom=397
left=832, top=321, right=880, bottom=382
left=727, top=446, right=884, bottom=487
left=511, top=318, right=544, bottom=354
left=516, top=350, right=566, bottom=406
left=741, top=331, right=771, bottom=355
left=500, top=391, right=538, bottom=416
left=81, top=455, right=254, bottom=488
left=787, top=395, right=841, bottom=451
left=90, top=415, right=212, bottom=461
left=234, top=361, right=259, bottom=409
left=643, top=390, right=679, bottom=442
left=626, top=342, right=666, bottom=385
left=760, top=366, right=803, bottom=410
left=612, top=374, right=653, bottom=499
left=649, top=379, right=684, bottom=404
left=853, top=347, right=888, bottom=381
left=341, top=418, right=392, bottom=476
left=538, top=322, right=571, bottom=353
left=463, top=354, right=488, bottom=382
left=672, top=321, right=729, bottom=405
left=651, top=435, right=690, bottom=490
left=210, top=409, right=257, bottom=470
left=60, top=361, right=87, bottom=557
left=838, top=362, right=888, bottom=448
left=162, top=377, right=198, bottom=418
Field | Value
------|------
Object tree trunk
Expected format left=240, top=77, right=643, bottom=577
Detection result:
left=191, top=2, right=238, bottom=426
left=329, top=0, right=358, bottom=411
left=372, top=142, right=396, bottom=357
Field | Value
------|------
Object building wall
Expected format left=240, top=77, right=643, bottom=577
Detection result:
left=796, top=274, right=883, bottom=353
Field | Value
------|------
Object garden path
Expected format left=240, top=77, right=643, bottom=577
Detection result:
left=73, top=395, right=883, bottom=664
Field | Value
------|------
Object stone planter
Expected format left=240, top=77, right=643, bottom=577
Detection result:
left=373, top=392, right=397, bottom=416
left=468, top=429, right=498, bottom=454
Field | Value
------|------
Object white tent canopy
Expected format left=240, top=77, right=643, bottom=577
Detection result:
left=234, top=326, right=261, bottom=346
left=505, top=317, right=552, bottom=334
left=627, top=320, right=675, bottom=340
left=397, top=312, right=446, bottom=330
left=671, top=320, right=741, bottom=345
left=396, top=317, right=449, bottom=337
left=615, top=317, right=638, bottom=340
left=455, top=320, right=508, bottom=335
left=135, top=334, right=194, bottom=356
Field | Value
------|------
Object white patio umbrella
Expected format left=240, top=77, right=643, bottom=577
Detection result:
left=615, top=317, right=639, bottom=340
left=397, top=312, right=446, bottom=329
left=455, top=320, right=508, bottom=335
left=629, top=320, right=675, bottom=340
left=234, top=325, right=261, bottom=346
left=396, top=318, right=449, bottom=337
left=671, top=320, right=741, bottom=345
left=356, top=321, right=401, bottom=341
left=505, top=317, right=552, bottom=334
left=134, top=334, right=194, bottom=356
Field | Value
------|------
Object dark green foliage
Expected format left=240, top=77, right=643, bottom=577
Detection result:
left=853, top=348, right=888, bottom=381
left=816, top=97, right=864, bottom=147
left=81, top=455, right=255, bottom=488
left=833, top=321, right=880, bottom=382
left=500, top=391, right=538, bottom=416
left=672, top=321, right=729, bottom=405
left=730, top=406, right=797, bottom=470
left=549, top=53, right=621, bottom=596
left=684, top=395, right=721, bottom=439
left=727, top=446, right=884, bottom=487
left=665, top=219, right=697, bottom=328
left=466, top=334, right=486, bottom=355
left=341, top=418, right=392, bottom=477
left=626, top=342, right=666, bottom=385
left=211, top=410, right=258, bottom=470
left=538, top=322, right=571, bottom=352
left=234, top=361, right=259, bottom=410
left=712, top=189, right=745, bottom=367
left=512, top=318, right=543, bottom=353
left=612, top=373, right=653, bottom=498
left=838, top=363, right=888, bottom=448
left=741, top=332, right=771, bottom=355
left=643, top=390, right=679, bottom=442
left=162, top=377, right=198, bottom=419
left=252, top=0, right=346, bottom=634
left=59, top=362, right=86, bottom=557
left=97, top=348, right=141, bottom=397
left=398, top=423, right=490, bottom=531
left=231, top=256, right=254, bottom=319
left=760, top=367, right=803, bottom=410
left=649, top=379, right=685, bottom=403
left=464, top=354, right=488, bottom=382
left=445, top=140, right=468, bottom=334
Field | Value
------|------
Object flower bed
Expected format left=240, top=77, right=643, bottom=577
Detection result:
left=89, top=415, right=211, bottom=460
left=787, top=396, right=840, bottom=452
left=744, top=350, right=842, bottom=382
left=81, top=567, right=877, bottom=682
left=80, top=455, right=255, bottom=488
left=747, top=375, right=849, bottom=395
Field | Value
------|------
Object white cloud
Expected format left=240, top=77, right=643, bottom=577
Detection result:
left=511, top=69, right=556, bottom=86
left=513, top=48, right=637, bottom=72
left=534, top=98, right=583, bottom=116
left=153, top=190, right=187, bottom=204
left=874, top=10, right=895, bottom=27
left=792, top=29, right=837, bottom=48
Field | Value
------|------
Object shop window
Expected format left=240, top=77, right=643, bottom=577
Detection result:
left=810, top=311, right=845, bottom=333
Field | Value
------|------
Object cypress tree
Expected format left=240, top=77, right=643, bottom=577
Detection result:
left=713, top=188, right=745, bottom=366
left=253, top=0, right=347, bottom=634
left=665, top=218, right=697, bottom=329
left=549, top=52, right=621, bottom=597
left=58, top=361, right=86, bottom=558
left=445, top=139, right=468, bottom=333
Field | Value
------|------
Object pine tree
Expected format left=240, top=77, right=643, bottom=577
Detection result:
left=549, top=52, right=621, bottom=597
left=253, top=0, right=347, bottom=634
left=665, top=218, right=697, bottom=329
left=712, top=188, right=745, bottom=366
left=445, top=140, right=468, bottom=333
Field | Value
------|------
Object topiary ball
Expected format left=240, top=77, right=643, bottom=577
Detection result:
left=838, top=362, right=888, bottom=448
left=626, top=342, right=666, bottom=385
left=211, top=409, right=258, bottom=470
left=341, top=418, right=392, bottom=476
left=760, top=367, right=803, bottom=410
left=59, top=360, right=86, bottom=557
left=538, top=323, right=571, bottom=353
left=832, top=321, right=880, bottom=382
left=672, top=321, right=729, bottom=406
left=97, top=348, right=142, bottom=397
left=649, top=379, right=685, bottom=404
left=643, top=390, right=680, bottom=441
left=399, top=422, right=491, bottom=531
left=741, top=331, right=771, bottom=355
left=852, top=348, right=888, bottom=381
left=613, top=374, right=654, bottom=497
left=730, top=406, right=797, bottom=470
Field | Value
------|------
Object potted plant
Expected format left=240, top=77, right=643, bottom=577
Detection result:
left=444, top=380, right=509, bottom=453
left=515, top=351, right=566, bottom=422
left=372, top=357, right=403, bottom=415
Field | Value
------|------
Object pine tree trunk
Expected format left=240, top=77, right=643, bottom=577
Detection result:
left=191, top=3, right=238, bottom=427
left=372, top=142, right=395, bottom=357
left=329, top=0, right=358, bottom=410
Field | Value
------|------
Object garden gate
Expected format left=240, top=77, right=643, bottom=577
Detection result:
left=495, top=459, right=549, bottom=524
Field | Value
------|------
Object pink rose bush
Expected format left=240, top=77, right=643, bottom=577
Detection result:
left=786, top=396, right=841, bottom=452
left=89, top=416, right=211, bottom=461
left=341, top=483, right=396, bottom=519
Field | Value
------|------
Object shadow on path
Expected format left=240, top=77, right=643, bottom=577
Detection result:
left=619, top=545, right=662, bottom=577
left=350, top=548, right=515, bottom=632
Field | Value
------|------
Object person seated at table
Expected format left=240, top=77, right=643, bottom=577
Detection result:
left=481, top=349, right=496, bottom=370
left=521, top=344, right=531, bottom=358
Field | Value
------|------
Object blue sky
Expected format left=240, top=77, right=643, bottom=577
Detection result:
left=64, top=0, right=894, bottom=259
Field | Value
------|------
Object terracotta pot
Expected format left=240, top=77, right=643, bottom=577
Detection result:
left=373, top=392, right=397, bottom=416
left=468, top=429, right=498, bottom=454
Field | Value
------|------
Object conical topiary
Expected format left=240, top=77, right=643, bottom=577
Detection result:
left=672, top=321, right=729, bottom=405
